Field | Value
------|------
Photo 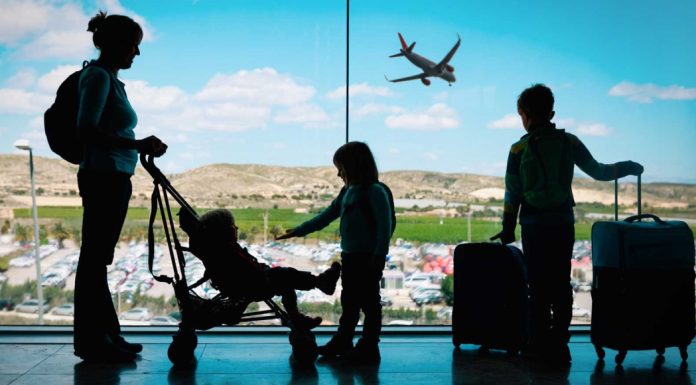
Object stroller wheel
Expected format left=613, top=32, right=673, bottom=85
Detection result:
left=168, top=330, right=198, bottom=366
left=289, top=330, right=318, bottom=365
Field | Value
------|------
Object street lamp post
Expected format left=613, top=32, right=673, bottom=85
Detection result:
left=14, top=140, right=44, bottom=325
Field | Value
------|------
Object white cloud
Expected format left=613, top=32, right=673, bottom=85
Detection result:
left=351, top=103, right=405, bottom=119
left=37, top=65, right=81, bottom=92
left=196, top=68, right=315, bottom=106
left=609, top=81, right=696, bottom=103
left=124, top=80, right=187, bottom=112
left=385, top=103, right=458, bottom=130
left=488, top=113, right=520, bottom=129
left=326, top=82, right=394, bottom=100
left=575, top=123, right=612, bottom=137
left=273, top=104, right=329, bottom=125
left=0, top=0, right=153, bottom=61
left=421, top=152, right=438, bottom=161
left=5, top=69, right=37, bottom=88
left=388, top=148, right=400, bottom=155
left=0, top=0, right=52, bottom=44
left=0, top=88, right=52, bottom=114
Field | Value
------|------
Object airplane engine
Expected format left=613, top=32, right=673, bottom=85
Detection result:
left=421, top=78, right=431, bottom=86
left=446, top=64, right=455, bottom=72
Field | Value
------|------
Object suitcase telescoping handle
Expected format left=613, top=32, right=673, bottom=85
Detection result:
left=614, top=174, right=641, bottom=221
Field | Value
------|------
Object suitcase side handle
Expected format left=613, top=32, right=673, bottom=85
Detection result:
left=624, top=213, right=665, bottom=225
left=614, top=174, right=641, bottom=221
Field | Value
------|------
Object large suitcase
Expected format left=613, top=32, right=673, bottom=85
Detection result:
left=452, top=243, right=528, bottom=353
left=591, top=175, right=695, bottom=364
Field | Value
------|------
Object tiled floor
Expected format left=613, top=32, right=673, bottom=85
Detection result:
left=0, top=331, right=693, bottom=384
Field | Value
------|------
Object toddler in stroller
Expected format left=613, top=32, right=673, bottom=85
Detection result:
left=189, top=208, right=341, bottom=331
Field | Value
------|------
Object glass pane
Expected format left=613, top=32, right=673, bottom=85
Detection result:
left=0, top=1, right=346, bottom=326
left=348, top=1, right=696, bottom=326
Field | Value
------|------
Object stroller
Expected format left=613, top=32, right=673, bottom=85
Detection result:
left=140, top=154, right=318, bottom=365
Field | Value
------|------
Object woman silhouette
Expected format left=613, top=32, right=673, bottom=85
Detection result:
left=73, top=11, right=167, bottom=363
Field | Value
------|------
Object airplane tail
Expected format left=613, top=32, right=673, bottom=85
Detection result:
left=398, top=33, right=409, bottom=50
left=390, top=32, right=415, bottom=58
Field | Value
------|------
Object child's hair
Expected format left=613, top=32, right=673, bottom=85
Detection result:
left=87, top=11, right=143, bottom=51
left=199, top=208, right=236, bottom=241
left=332, top=141, right=379, bottom=185
left=517, top=83, right=554, bottom=122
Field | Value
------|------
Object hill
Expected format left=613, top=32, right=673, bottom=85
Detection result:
left=1, top=154, right=694, bottom=210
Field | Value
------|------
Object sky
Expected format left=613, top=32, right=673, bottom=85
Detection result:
left=1, top=0, right=695, bottom=183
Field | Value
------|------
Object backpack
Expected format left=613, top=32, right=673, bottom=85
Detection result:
left=338, top=181, right=397, bottom=237
left=44, top=61, right=100, bottom=164
left=519, top=129, right=574, bottom=209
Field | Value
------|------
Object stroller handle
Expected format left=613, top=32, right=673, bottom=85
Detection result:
left=139, top=153, right=198, bottom=220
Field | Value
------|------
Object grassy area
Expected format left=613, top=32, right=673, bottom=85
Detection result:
left=13, top=206, right=692, bottom=244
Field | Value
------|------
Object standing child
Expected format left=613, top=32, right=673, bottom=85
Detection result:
left=491, top=84, right=643, bottom=366
left=277, top=141, right=394, bottom=364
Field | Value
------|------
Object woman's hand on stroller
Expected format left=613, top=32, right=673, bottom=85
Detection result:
left=275, top=228, right=297, bottom=240
left=137, top=135, right=168, bottom=157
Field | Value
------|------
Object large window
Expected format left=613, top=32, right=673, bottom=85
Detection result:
left=0, top=1, right=694, bottom=327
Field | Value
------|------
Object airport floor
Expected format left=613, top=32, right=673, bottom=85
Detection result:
left=0, top=329, right=693, bottom=385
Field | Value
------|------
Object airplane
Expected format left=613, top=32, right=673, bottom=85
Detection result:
left=385, top=32, right=461, bottom=86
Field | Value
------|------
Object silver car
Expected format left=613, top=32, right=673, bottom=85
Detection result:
left=15, top=299, right=50, bottom=314
left=51, top=303, right=74, bottom=316
left=119, top=307, right=152, bottom=321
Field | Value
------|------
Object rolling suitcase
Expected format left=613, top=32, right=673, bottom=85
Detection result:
left=452, top=243, right=528, bottom=354
left=591, top=175, right=695, bottom=364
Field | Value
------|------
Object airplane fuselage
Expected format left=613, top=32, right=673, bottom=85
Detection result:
left=403, top=50, right=456, bottom=83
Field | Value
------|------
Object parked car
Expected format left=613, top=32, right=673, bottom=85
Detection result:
left=403, top=274, right=432, bottom=288
left=0, top=299, right=15, bottom=311
left=414, top=290, right=443, bottom=306
left=150, top=315, right=179, bottom=326
left=409, top=284, right=441, bottom=300
left=15, top=299, right=50, bottom=314
left=50, top=303, right=74, bottom=316
left=119, top=307, right=152, bottom=321
left=572, top=304, right=591, bottom=320
left=379, top=291, right=393, bottom=307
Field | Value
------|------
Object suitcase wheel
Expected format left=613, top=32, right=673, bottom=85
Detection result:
left=680, top=346, right=688, bottom=361
left=656, top=347, right=665, bottom=356
left=594, top=344, right=605, bottom=360
left=452, top=337, right=461, bottom=348
left=615, top=350, right=627, bottom=365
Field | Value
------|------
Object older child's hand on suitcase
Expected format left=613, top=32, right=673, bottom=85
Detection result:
left=616, top=161, right=644, bottom=176
left=490, top=229, right=515, bottom=244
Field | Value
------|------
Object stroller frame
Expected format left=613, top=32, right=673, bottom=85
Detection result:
left=140, top=154, right=316, bottom=365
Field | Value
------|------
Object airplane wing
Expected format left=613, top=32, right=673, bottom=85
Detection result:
left=384, top=73, right=426, bottom=83
left=435, top=34, right=461, bottom=72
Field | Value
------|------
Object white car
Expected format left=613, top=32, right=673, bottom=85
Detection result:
left=403, top=274, right=432, bottom=288
left=51, top=303, right=74, bottom=316
left=572, top=304, right=591, bottom=319
left=119, top=307, right=152, bottom=321
left=15, top=299, right=50, bottom=314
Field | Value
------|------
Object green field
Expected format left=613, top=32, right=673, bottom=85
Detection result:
left=10, top=206, right=614, bottom=243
